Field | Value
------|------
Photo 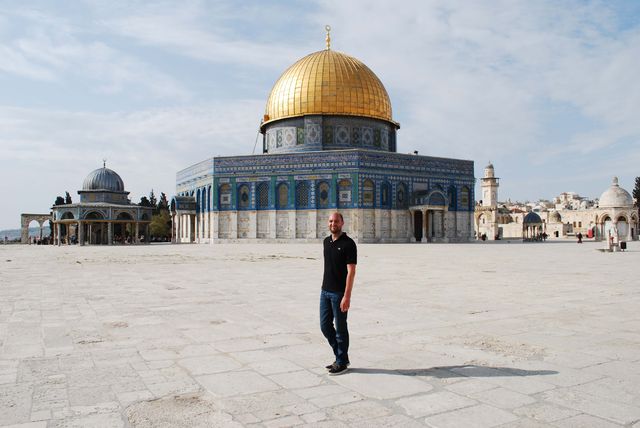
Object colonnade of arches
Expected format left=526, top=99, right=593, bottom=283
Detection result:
left=53, top=211, right=150, bottom=245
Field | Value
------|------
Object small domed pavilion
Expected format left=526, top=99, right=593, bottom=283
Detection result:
left=52, top=163, right=152, bottom=245
left=596, top=177, right=638, bottom=242
left=523, top=211, right=544, bottom=241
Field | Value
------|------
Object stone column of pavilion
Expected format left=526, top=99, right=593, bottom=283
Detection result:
left=422, top=210, right=428, bottom=242
left=78, top=220, right=84, bottom=246
left=56, top=223, right=61, bottom=246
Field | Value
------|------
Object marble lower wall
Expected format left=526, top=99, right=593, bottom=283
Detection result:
left=185, top=209, right=473, bottom=243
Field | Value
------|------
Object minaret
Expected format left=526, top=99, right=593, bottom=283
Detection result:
left=481, top=162, right=499, bottom=207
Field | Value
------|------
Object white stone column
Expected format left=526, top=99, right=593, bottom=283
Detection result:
left=211, top=212, right=218, bottom=240
left=78, top=221, right=84, bottom=246
left=422, top=210, right=428, bottom=242
left=108, top=222, right=113, bottom=245
left=135, top=223, right=140, bottom=244
left=205, top=212, right=210, bottom=241
left=174, top=213, right=182, bottom=244
left=409, top=210, right=416, bottom=242
left=56, top=223, right=62, bottom=246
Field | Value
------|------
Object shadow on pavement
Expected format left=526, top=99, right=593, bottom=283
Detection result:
left=349, top=365, right=558, bottom=378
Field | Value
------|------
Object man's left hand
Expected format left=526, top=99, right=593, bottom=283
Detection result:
left=340, top=296, right=350, bottom=312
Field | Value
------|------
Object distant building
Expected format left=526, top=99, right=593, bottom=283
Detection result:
left=475, top=164, right=638, bottom=242
left=51, top=164, right=152, bottom=245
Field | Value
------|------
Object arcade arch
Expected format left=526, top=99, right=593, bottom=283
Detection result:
left=20, top=213, right=52, bottom=244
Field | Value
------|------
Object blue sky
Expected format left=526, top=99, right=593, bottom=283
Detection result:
left=1, top=0, right=639, bottom=230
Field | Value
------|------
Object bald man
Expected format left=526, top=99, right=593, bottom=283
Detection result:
left=320, top=212, right=357, bottom=375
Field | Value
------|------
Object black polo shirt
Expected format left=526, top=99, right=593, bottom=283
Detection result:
left=322, top=233, right=357, bottom=293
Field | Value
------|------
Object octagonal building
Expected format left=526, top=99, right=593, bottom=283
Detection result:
left=173, top=32, right=475, bottom=243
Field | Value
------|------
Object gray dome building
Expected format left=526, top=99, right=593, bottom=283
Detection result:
left=82, top=167, right=125, bottom=192
left=52, top=163, right=152, bottom=245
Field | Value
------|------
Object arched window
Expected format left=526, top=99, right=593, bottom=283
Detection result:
left=196, top=189, right=201, bottom=213
left=338, top=179, right=351, bottom=208
left=381, top=182, right=391, bottom=208
left=428, top=192, right=446, bottom=206
left=362, top=179, right=374, bottom=207
left=116, top=212, right=134, bottom=220
left=296, top=181, right=310, bottom=208
left=238, top=184, right=250, bottom=210
left=317, top=181, right=330, bottom=209
left=448, top=186, right=457, bottom=210
left=207, top=186, right=211, bottom=212
left=277, top=183, right=288, bottom=209
left=219, top=184, right=231, bottom=207
left=396, top=182, right=407, bottom=208
left=85, top=211, right=104, bottom=220
left=256, top=182, right=269, bottom=209
left=460, top=186, right=470, bottom=210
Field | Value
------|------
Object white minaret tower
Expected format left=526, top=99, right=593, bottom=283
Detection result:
left=481, top=162, right=499, bottom=207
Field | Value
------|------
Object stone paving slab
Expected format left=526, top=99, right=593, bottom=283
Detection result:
left=0, top=241, right=639, bottom=427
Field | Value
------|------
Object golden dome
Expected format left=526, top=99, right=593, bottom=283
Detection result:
left=261, top=49, right=396, bottom=130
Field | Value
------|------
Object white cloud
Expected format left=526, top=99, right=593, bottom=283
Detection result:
left=0, top=44, right=57, bottom=80
left=0, top=100, right=264, bottom=229
left=0, top=7, right=191, bottom=100
left=99, top=4, right=305, bottom=70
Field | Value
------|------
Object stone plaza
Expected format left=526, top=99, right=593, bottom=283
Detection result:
left=1, top=241, right=639, bottom=427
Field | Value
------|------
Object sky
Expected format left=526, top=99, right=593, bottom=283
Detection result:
left=1, top=0, right=639, bottom=230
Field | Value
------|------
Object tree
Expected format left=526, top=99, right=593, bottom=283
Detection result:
left=149, top=189, right=157, bottom=210
left=139, top=196, right=151, bottom=207
left=633, top=176, right=640, bottom=216
left=54, top=196, right=65, bottom=206
left=148, top=191, right=171, bottom=239
left=65, top=191, right=72, bottom=204
left=149, top=209, right=171, bottom=239
left=157, top=192, right=169, bottom=213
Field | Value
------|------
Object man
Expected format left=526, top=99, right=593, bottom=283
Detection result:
left=320, top=212, right=357, bottom=375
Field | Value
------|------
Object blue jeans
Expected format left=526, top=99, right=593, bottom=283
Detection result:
left=320, top=289, right=349, bottom=365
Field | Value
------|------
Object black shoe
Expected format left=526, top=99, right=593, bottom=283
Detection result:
left=328, top=364, right=349, bottom=376
left=325, top=361, right=350, bottom=370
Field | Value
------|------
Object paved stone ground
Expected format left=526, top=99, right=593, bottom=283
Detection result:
left=0, top=240, right=639, bottom=427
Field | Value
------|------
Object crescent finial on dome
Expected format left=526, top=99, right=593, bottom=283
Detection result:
left=325, top=25, right=331, bottom=50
